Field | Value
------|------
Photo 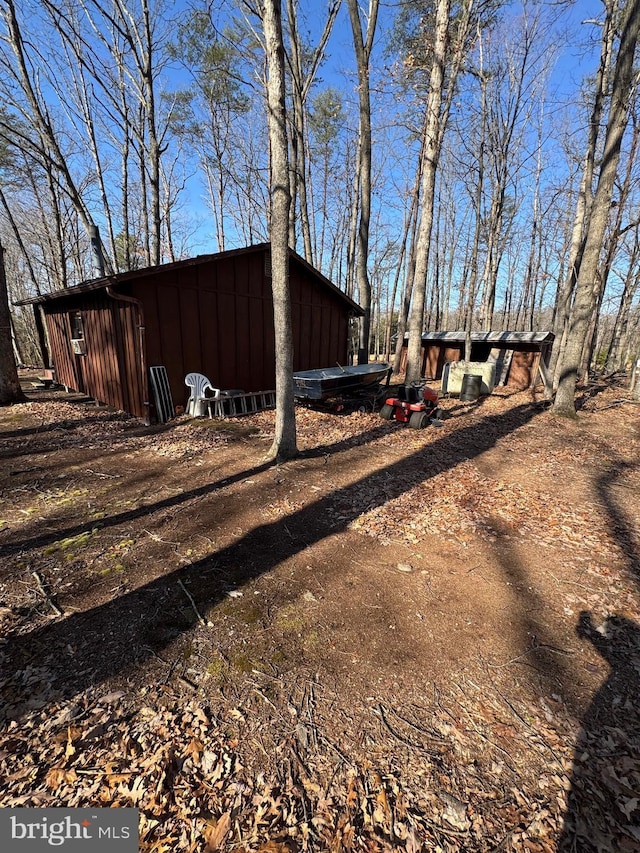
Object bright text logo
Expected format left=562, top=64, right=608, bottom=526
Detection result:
left=1, top=809, right=138, bottom=851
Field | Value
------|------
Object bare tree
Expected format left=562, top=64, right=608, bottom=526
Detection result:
left=284, top=0, right=339, bottom=263
left=581, top=105, right=640, bottom=375
left=347, top=0, right=379, bottom=364
left=102, top=0, right=164, bottom=266
left=604, top=227, right=640, bottom=372
left=0, top=239, right=26, bottom=404
left=461, top=24, right=489, bottom=361
left=548, top=2, right=616, bottom=384
left=391, top=114, right=426, bottom=374
left=554, top=0, right=640, bottom=416
left=43, top=0, right=118, bottom=270
left=406, top=0, right=475, bottom=382
left=515, top=99, right=546, bottom=332
left=477, top=6, right=544, bottom=330
left=0, top=184, right=41, bottom=296
left=0, top=0, right=109, bottom=274
left=263, top=0, right=297, bottom=461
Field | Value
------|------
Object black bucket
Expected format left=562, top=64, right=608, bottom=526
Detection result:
left=460, top=373, right=482, bottom=402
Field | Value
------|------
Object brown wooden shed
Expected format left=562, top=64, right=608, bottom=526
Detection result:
left=20, top=244, right=362, bottom=423
left=398, top=331, right=555, bottom=390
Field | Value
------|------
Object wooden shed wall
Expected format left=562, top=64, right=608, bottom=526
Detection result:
left=506, top=348, right=540, bottom=390
left=43, top=293, right=145, bottom=417
left=398, top=343, right=462, bottom=378
left=399, top=339, right=549, bottom=389
left=38, top=248, right=352, bottom=421
left=135, top=249, right=351, bottom=414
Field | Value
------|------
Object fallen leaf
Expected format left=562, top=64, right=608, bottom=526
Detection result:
left=97, top=691, right=125, bottom=705
left=203, top=812, right=231, bottom=851
left=45, top=767, right=78, bottom=790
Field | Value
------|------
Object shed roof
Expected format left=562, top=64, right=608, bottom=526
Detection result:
left=16, top=243, right=364, bottom=316
left=404, top=330, right=554, bottom=344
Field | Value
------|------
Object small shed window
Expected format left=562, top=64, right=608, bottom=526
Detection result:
left=264, top=251, right=272, bottom=277
left=69, top=311, right=87, bottom=354
left=70, top=311, right=85, bottom=339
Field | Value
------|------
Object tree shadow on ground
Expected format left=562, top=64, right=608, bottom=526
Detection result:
left=481, top=515, right=580, bottom=710
left=574, top=374, right=630, bottom=410
left=0, top=401, right=539, bottom=722
left=557, top=611, right=640, bottom=851
left=597, top=460, right=640, bottom=585
left=557, top=459, right=640, bottom=850
left=0, top=413, right=133, bottom=442
left=441, top=386, right=537, bottom=420
left=1, top=418, right=400, bottom=556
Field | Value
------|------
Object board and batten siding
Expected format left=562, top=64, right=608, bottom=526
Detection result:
left=136, top=249, right=350, bottom=413
left=43, top=293, right=145, bottom=416
left=31, top=245, right=357, bottom=422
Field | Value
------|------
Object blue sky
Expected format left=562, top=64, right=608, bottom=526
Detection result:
left=184, top=0, right=608, bottom=256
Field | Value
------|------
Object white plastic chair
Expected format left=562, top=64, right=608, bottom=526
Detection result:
left=185, top=372, right=220, bottom=417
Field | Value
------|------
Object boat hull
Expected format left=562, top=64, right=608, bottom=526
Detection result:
left=293, top=363, right=391, bottom=401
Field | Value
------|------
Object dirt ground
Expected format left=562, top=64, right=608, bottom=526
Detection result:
left=1, top=375, right=639, bottom=852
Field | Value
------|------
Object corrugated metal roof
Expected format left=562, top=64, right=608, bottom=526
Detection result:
left=409, top=330, right=554, bottom=343
left=15, top=243, right=364, bottom=316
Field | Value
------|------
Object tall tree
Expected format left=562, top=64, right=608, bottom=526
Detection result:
left=461, top=24, right=489, bottom=361
left=554, top=0, right=640, bottom=416
left=548, top=1, right=616, bottom=384
left=604, top=227, right=640, bottom=373
left=477, top=6, right=543, bottom=330
left=170, top=11, right=252, bottom=252
left=406, top=0, right=475, bottom=382
left=580, top=104, right=640, bottom=375
left=262, top=0, right=297, bottom=461
left=0, top=0, right=108, bottom=272
left=0, top=239, right=26, bottom=404
left=347, top=0, right=379, bottom=365
left=308, top=87, right=345, bottom=270
left=391, top=136, right=425, bottom=374
left=284, top=0, right=339, bottom=263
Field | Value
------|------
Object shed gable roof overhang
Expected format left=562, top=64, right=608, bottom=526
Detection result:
left=15, top=243, right=364, bottom=316
left=400, top=330, right=554, bottom=344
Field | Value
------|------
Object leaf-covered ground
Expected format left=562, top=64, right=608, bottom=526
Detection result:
left=1, top=376, right=639, bottom=851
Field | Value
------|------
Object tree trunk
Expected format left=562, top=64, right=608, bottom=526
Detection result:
left=138, top=0, right=162, bottom=265
left=518, top=101, right=545, bottom=332
left=4, top=0, right=105, bottom=260
left=10, top=310, right=25, bottom=367
left=344, top=134, right=361, bottom=302
left=477, top=11, right=538, bottom=331
left=263, top=0, right=297, bottom=462
left=0, top=185, right=42, bottom=296
left=347, top=0, right=379, bottom=365
left=284, top=0, right=338, bottom=264
left=604, top=238, right=639, bottom=373
left=385, top=205, right=414, bottom=364
left=631, top=354, right=640, bottom=399
left=0, top=241, right=26, bottom=405
left=585, top=111, right=640, bottom=375
left=554, top=0, right=640, bottom=416
left=549, top=3, right=615, bottom=385
left=463, top=25, right=488, bottom=361
left=405, top=0, right=450, bottom=383
left=391, top=145, right=424, bottom=374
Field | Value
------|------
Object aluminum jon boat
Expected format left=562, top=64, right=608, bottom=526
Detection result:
left=292, top=363, right=391, bottom=401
